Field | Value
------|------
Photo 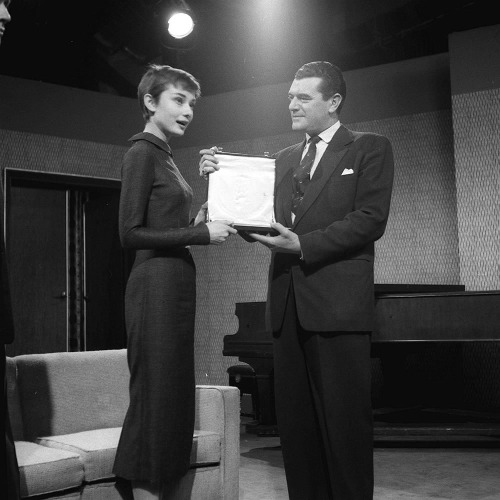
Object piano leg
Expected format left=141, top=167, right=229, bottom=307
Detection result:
left=240, top=357, right=279, bottom=436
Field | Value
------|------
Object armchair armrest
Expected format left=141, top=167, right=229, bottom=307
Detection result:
left=195, top=385, right=240, bottom=500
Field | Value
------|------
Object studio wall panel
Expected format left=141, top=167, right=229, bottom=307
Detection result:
left=450, top=24, right=500, bottom=291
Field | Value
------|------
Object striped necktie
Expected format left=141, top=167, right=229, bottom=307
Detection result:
left=291, top=136, right=320, bottom=215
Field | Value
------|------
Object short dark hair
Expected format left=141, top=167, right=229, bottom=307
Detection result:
left=295, top=61, right=346, bottom=113
left=137, top=64, right=201, bottom=122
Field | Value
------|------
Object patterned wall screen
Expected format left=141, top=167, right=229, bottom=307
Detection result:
left=452, top=88, right=500, bottom=291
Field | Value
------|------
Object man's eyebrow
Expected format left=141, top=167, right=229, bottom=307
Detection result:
left=289, top=92, right=312, bottom=99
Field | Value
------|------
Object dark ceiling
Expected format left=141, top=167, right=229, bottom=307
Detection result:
left=1, top=0, right=498, bottom=98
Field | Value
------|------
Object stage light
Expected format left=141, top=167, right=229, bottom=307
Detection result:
left=160, top=0, right=197, bottom=50
left=168, top=11, right=194, bottom=39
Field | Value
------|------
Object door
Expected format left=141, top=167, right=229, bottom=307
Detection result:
left=6, top=180, right=68, bottom=355
left=4, top=169, right=130, bottom=356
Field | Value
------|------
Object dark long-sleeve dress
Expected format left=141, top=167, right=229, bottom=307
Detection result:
left=113, top=132, right=210, bottom=486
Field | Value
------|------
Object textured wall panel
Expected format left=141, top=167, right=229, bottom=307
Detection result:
left=452, top=88, right=500, bottom=290
left=350, top=112, right=460, bottom=286
left=0, top=129, right=125, bottom=180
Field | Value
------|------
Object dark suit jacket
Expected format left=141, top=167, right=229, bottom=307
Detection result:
left=268, top=124, right=394, bottom=333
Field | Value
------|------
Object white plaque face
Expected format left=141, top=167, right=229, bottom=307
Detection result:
left=207, top=153, right=276, bottom=232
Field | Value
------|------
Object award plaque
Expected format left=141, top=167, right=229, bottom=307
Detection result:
left=207, top=152, right=277, bottom=234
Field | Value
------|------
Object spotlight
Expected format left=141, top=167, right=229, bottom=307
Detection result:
left=168, top=11, right=194, bottom=39
left=161, top=0, right=197, bottom=49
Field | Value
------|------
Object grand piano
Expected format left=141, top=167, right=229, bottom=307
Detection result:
left=223, top=285, right=500, bottom=439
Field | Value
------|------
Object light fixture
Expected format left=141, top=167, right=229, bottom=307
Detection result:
left=161, top=0, right=197, bottom=49
left=168, top=11, right=195, bottom=39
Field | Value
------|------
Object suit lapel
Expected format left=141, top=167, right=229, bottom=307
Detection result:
left=292, top=126, right=354, bottom=226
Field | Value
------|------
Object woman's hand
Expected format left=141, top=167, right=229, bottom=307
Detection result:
left=199, top=146, right=220, bottom=179
left=206, top=221, right=237, bottom=244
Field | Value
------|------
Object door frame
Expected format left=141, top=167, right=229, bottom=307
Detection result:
left=3, top=168, right=122, bottom=353
left=3, top=168, right=120, bottom=242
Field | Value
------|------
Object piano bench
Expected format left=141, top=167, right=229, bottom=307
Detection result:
left=227, top=364, right=260, bottom=419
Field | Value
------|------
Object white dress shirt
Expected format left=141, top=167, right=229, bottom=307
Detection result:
left=302, top=120, right=341, bottom=178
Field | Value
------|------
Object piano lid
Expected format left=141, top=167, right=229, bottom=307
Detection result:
left=223, top=285, right=500, bottom=352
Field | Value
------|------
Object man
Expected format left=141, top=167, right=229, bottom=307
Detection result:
left=202, top=61, right=394, bottom=498
left=1, top=1, right=21, bottom=499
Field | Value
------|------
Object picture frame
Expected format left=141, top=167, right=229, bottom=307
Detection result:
left=207, top=152, right=277, bottom=235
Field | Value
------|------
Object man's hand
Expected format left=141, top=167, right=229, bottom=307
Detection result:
left=249, top=222, right=301, bottom=254
left=199, top=146, right=220, bottom=179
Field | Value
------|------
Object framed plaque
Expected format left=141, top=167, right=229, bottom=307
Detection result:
left=207, top=152, right=277, bottom=234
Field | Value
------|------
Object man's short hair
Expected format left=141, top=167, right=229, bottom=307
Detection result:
left=295, top=61, right=346, bottom=113
left=137, top=64, right=201, bottom=122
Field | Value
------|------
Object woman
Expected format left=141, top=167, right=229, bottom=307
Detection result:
left=113, top=64, right=236, bottom=500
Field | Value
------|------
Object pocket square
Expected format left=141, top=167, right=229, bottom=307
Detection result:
left=341, top=168, right=354, bottom=176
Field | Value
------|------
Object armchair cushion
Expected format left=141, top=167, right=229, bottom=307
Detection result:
left=15, top=441, right=84, bottom=498
left=36, top=427, right=221, bottom=483
left=36, top=428, right=122, bottom=483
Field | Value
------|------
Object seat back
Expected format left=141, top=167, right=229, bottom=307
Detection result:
left=12, top=349, right=130, bottom=440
